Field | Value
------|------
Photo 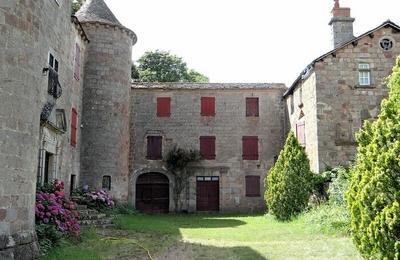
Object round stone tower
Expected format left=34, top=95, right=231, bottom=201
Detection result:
left=76, top=0, right=137, bottom=201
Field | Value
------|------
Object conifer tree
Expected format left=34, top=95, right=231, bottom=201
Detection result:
left=347, top=58, right=400, bottom=259
left=265, top=131, right=313, bottom=221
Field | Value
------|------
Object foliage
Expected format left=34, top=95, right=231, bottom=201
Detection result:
left=71, top=0, right=84, bottom=15
left=346, top=57, right=400, bottom=259
left=134, top=50, right=209, bottom=82
left=36, top=224, right=63, bottom=256
left=301, top=204, right=350, bottom=235
left=113, top=203, right=137, bottom=215
left=165, top=146, right=202, bottom=212
left=327, top=167, right=351, bottom=205
left=36, top=180, right=80, bottom=237
left=265, top=132, right=314, bottom=221
left=73, top=185, right=115, bottom=212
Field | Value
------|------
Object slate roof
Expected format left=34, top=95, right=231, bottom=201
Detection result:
left=132, top=82, right=287, bottom=90
left=283, top=20, right=400, bottom=98
left=75, top=0, right=122, bottom=26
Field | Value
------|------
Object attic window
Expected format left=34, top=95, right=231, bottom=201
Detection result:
left=380, top=38, right=394, bottom=51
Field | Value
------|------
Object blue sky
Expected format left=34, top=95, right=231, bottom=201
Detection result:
left=104, top=0, right=400, bottom=85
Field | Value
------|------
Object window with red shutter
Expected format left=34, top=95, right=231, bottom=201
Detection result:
left=242, top=136, right=258, bottom=160
left=70, top=108, right=78, bottom=147
left=74, top=43, right=80, bottom=81
left=246, top=97, right=259, bottom=117
left=201, top=97, right=215, bottom=116
left=296, top=122, right=306, bottom=146
left=157, top=97, right=171, bottom=117
left=200, top=136, right=216, bottom=160
left=245, top=176, right=260, bottom=197
left=147, top=136, right=162, bottom=160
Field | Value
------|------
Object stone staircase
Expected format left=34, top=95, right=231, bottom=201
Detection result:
left=76, top=204, right=114, bottom=228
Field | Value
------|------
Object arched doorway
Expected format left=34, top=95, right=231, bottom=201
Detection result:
left=136, top=172, right=169, bottom=213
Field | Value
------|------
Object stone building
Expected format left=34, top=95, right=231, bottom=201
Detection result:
left=1, top=0, right=400, bottom=258
left=284, top=1, right=400, bottom=172
left=131, top=83, right=287, bottom=213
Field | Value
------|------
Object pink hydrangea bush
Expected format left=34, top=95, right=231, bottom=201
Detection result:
left=35, top=179, right=80, bottom=237
left=73, top=185, right=115, bottom=211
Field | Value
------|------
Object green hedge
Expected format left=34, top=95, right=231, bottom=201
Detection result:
left=265, top=131, right=313, bottom=221
left=347, top=57, right=400, bottom=259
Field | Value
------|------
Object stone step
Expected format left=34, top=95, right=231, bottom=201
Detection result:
left=79, top=218, right=113, bottom=226
left=79, top=213, right=107, bottom=220
left=77, top=209, right=100, bottom=216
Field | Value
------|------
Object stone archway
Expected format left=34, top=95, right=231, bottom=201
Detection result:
left=135, top=172, right=169, bottom=213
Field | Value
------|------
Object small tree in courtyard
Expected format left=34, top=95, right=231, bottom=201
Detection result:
left=346, top=57, right=400, bottom=259
left=265, top=131, right=313, bottom=221
left=165, top=146, right=202, bottom=212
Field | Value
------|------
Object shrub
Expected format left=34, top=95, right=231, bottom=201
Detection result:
left=346, top=58, right=400, bottom=259
left=35, top=223, right=63, bottom=256
left=265, top=131, right=314, bottom=221
left=328, top=167, right=351, bottom=205
left=73, top=185, right=115, bottom=212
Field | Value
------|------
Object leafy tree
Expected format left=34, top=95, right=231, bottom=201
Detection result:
left=165, top=146, right=202, bottom=212
left=265, top=132, right=313, bottom=221
left=135, top=50, right=208, bottom=83
left=346, top=57, right=400, bottom=259
left=131, top=63, right=139, bottom=81
left=71, top=0, right=84, bottom=15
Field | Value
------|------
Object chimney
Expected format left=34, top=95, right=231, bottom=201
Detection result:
left=329, top=0, right=355, bottom=48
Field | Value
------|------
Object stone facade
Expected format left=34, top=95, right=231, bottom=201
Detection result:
left=0, top=0, right=87, bottom=258
left=131, top=83, right=287, bottom=212
left=284, top=4, right=400, bottom=172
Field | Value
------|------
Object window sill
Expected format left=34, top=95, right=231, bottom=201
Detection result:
left=245, top=195, right=261, bottom=197
left=355, top=85, right=375, bottom=89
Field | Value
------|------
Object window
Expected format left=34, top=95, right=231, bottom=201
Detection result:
left=242, top=136, right=258, bottom=160
left=245, top=176, right=260, bottom=197
left=147, top=136, right=162, bottom=160
left=200, top=136, right=216, bottom=160
left=70, top=108, right=78, bottom=147
left=246, top=97, right=259, bottom=117
left=358, top=63, right=371, bottom=86
left=102, top=176, right=111, bottom=190
left=74, top=43, right=81, bottom=80
left=48, top=53, right=59, bottom=73
left=201, top=97, right=215, bottom=116
left=380, top=38, right=394, bottom=51
left=299, top=88, right=303, bottom=106
left=296, top=122, right=306, bottom=146
left=157, top=97, right=171, bottom=117
left=55, top=109, right=66, bottom=132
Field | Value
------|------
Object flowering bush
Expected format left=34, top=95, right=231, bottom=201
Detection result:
left=73, top=185, right=115, bottom=211
left=35, top=179, right=80, bottom=237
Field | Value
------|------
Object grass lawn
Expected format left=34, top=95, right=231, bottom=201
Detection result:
left=42, top=214, right=360, bottom=260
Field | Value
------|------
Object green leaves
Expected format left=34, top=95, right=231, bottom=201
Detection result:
left=133, top=50, right=209, bottom=83
left=265, top=132, right=313, bottom=221
left=347, top=57, right=400, bottom=259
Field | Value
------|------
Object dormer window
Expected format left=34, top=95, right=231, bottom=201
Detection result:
left=49, top=53, right=59, bottom=73
left=358, top=63, right=371, bottom=86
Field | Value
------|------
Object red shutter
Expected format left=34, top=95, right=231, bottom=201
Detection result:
left=74, top=43, right=80, bottom=80
left=147, top=136, right=162, bottom=160
left=245, top=176, right=260, bottom=197
left=246, top=97, right=259, bottom=117
left=242, top=136, right=258, bottom=160
left=296, top=122, right=306, bottom=146
left=70, top=108, right=78, bottom=147
left=157, top=97, right=171, bottom=117
left=201, top=97, right=215, bottom=116
left=200, top=136, right=216, bottom=160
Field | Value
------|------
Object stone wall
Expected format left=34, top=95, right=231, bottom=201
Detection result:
left=130, top=83, right=287, bottom=212
left=313, top=26, right=400, bottom=171
left=80, top=23, right=133, bottom=201
left=0, top=0, right=86, bottom=258
left=286, top=73, right=320, bottom=172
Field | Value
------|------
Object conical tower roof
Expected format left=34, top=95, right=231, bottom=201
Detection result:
left=75, top=0, right=122, bottom=26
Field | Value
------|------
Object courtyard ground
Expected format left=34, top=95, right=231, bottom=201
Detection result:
left=42, top=214, right=360, bottom=260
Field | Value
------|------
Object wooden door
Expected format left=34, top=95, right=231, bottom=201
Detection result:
left=196, top=176, right=219, bottom=211
left=136, top=173, right=169, bottom=213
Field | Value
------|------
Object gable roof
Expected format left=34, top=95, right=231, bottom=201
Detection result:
left=75, top=0, right=122, bottom=27
left=283, top=20, right=400, bottom=98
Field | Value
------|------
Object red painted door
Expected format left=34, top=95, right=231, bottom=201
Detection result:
left=136, top=173, right=169, bottom=213
left=196, top=177, right=219, bottom=211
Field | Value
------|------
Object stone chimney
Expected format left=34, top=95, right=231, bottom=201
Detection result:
left=329, top=0, right=355, bottom=48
